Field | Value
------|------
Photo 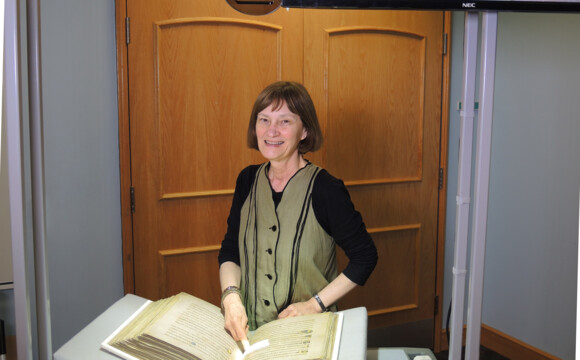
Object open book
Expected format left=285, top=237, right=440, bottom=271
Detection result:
left=101, top=292, right=343, bottom=360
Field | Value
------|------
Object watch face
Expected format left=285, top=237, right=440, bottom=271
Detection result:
left=226, top=0, right=282, bottom=15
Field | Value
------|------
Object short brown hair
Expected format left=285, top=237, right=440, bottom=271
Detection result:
left=247, top=81, right=323, bottom=154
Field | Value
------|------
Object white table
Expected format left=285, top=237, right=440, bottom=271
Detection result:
left=367, top=347, right=437, bottom=360
left=54, top=294, right=368, bottom=360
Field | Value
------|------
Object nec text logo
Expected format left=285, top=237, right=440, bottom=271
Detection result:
left=462, top=2, right=476, bottom=7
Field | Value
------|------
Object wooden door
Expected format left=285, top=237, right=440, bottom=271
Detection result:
left=304, top=9, right=444, bottom=331
left=117, top=0, right=447, bottom=338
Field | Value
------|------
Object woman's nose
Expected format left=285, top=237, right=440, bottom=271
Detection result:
left=267, top=121, right=279, bottom=135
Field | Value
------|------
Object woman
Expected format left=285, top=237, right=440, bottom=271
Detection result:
left=218, top=81, right=377, bottom=343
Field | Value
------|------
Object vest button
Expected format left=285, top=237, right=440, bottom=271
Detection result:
left=264, top=299, right=270, bottom=306
left=265, top=274, right=272, bottom=280
left=270, top=225, right=277, bottom=232
left=266, top=248, right=272, bottom=254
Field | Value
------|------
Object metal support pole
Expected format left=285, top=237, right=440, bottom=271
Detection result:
left=465, top=11, right=498, bottom=360
left=27, top=0, right=52, bottom=357
left=448, top=11, right=479, bottom=360
left=5, top=0, right=35, bottom=358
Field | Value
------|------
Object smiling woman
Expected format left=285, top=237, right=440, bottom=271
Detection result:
left=218, top=81, right=378, bottom=343
left=254, top=102, right=307, bottom=177
left=247, top=82, right=322, bottom=158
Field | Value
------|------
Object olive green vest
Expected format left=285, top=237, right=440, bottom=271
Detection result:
left=239, top=163, right=337, bottom=330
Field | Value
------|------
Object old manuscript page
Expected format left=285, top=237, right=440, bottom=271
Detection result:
left=103, top=293, right=343, bottom=360
left=105, top=293, right=241, bottom=360
left=244, top=312, right=342, bottom=360
left=142, top=293, right=239, bottom=360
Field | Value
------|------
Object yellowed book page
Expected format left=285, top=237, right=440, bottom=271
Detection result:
left=244, top=312, right=338, bottom=360
left=102, top=300, right=154, bottom=360
left=110, top=296, right=177, bottom=343
left=142, top=293, right=239, bottom=360
left=113, top=337, right=188, bottom=360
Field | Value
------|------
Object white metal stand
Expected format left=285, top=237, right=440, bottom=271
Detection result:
left=448, top=11, right=478, bottom=360
left=5, top=0, right=34, bottom=358
left=449, top=11, right=498, bottom=360
left=465, top=11, right=498, bottom=360
left=27, top=0, right=52, bottom=356
left=6, top=0, right=52, bottom=358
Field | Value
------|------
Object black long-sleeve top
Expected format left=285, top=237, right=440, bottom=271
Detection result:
left=218, top=164, right=378, bottom=286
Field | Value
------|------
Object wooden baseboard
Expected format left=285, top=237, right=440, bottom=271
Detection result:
left=440, top=324, right=560, bottom=360
left=480, top=324, right=561, bottom=360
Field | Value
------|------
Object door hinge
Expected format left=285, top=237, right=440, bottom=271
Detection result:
left=438, top=168, right=444, bottom=189
left=443, top=33, right=448, bottom=56
left=125, top=17, right=131, bottom=45
left=434, top=295, right=440, bottom=316
left=130, top=186, right=135, bottom=213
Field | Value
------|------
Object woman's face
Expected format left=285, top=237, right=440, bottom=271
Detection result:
left=255, top=101, right=307, bottom=164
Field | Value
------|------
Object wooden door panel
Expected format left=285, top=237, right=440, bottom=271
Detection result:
left=304, top=9, right=443, bottom=331
left=338, top=226, right=421, bottom=313
left=160, top=247, right=223, bottom=305
left=324, top=28, right=425, bottom=182
left=156, top=19, right=286, bottom=197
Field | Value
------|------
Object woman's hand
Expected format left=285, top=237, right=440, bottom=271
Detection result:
left=222, top=292, right=249, bottom=342
left=278, top=297, right=321, bottom=319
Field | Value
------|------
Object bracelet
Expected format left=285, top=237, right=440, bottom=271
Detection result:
left=221, top=286, right=241, bottom=310
left=313, top=293, right=327, bottom=312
